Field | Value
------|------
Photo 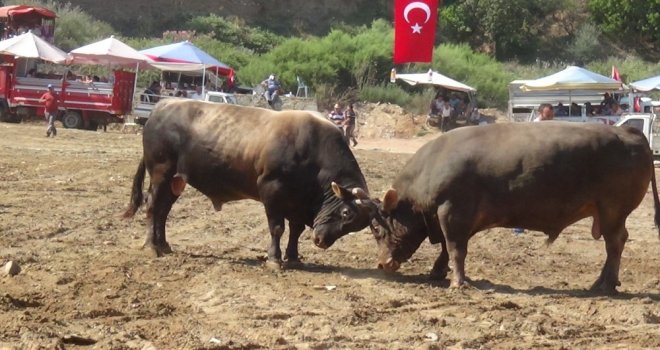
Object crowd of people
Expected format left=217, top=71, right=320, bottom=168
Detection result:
left=429, top=92, right=480, bottom=132
left=549, top=93, right=626, bottom=118
left=327, top=102, right=358, bottom=147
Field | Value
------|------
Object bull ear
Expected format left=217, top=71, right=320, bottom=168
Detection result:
left=331, top=182, right=351, bottom=199
left=382, top=188, right=399, bottom=213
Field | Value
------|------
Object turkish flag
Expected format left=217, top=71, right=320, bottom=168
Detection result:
left=611, top=66, right=621, bottom=81
left=393, top=0, right=438, bottom=64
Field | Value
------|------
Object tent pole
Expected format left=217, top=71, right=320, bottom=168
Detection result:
left=202, top=66, right=206, bottom=96
left=133, top=63, right=140, bottom=106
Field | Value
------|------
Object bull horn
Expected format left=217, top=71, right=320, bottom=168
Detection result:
left=351, top=187, right=369, bottom=199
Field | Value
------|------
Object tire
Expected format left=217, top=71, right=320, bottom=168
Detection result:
left=0, top=101, right=18, bottom=123
left=62, top=111, right=83, bottom=129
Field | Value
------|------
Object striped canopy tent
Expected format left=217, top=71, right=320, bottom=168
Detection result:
left=139, top=41, right=231, bottom=75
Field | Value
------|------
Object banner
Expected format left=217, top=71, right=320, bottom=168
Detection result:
left=393, top=0, right=438, bottom=64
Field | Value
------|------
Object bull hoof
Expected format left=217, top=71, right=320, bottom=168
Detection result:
left=265, top=260, right=283, bottom=270
left=429, top=267, right=450, bottom=281
left=160, top=242, right=173, bottom=254
left=283, top=259, right=304, bottom=270
left=142, top=242, right=173, bottom=258
left=589, top=278, right=620, bottom=295
left=450, top=279, right=471, bottom=289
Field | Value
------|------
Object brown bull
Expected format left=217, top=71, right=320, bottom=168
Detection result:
left=370, top=122, right=660, bottom=293
left=123, top=100, right=373, bottom=267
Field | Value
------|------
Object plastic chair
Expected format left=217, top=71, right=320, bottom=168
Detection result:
left=296, top=76, right=309, bottom=98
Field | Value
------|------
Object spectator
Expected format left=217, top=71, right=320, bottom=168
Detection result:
left=585, top=102, right=595, bottom=116
left=141, top=81, right=161, bottom=103
left=39, top=84, right=59, bottom=137
left=261, top=74, right=281, bottom=106
left=534, top=103, right=554, bottom=121
left=440, top=97, right=453, bottom=132
left=555, top=102, right=568, bottom=116
left=343, top=103, right=358, bottom=147
left=328, top=103, right=345, bottom=136
left=570, top=102, right=580, bottom=116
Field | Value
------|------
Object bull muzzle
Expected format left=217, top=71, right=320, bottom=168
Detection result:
left=377, top=257, right=401, bottom=273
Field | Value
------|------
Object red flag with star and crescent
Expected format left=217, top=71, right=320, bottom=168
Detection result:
left=393, top=0, right=438, bottom=64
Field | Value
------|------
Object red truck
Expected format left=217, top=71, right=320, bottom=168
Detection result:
left=0, top=54, right=136, bottom=129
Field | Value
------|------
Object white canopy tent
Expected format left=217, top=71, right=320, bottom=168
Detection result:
left=0, top=31, right=67, bottom=63
left=520, top=66, right=624, bottom=92
left=395, top=69, right=476, bottom=92
left=68, top=35, right=149, bottom=66
left=630, top=75, right=660, bottom=92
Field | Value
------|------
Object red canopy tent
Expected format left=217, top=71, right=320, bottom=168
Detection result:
left=0, top=5, right=56, bottom=43
left=0, top=5, right=57, bottom=18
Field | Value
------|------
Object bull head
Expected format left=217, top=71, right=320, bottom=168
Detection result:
left=369, top=188, right=427, bottom=273
left=312, top=182, right=374, bottom=249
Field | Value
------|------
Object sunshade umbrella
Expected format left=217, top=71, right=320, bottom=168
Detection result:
left=68, top=35, right=149, bottom=66
left=0, top=31, right=67, bottom=63
left=396, top=69, right=476, bottom=92
left=630, top=75, right=660, bottom=92
left=520, top=66, right=623, bottom=92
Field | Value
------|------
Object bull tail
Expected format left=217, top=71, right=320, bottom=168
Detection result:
left=123, top=158, right=146, bottom=218
left=652, top=162, right=660, bottom=238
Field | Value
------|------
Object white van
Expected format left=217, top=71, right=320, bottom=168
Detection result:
left=133, top=91, right=237, bottom=125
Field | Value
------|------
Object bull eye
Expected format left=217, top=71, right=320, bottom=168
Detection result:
left=341, top=207, right=352, bottom=219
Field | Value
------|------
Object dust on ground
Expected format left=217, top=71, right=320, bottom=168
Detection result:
left=0, top=112, right=659, bottom=349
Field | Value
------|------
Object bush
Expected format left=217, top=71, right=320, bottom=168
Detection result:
left=358, top=84, right=411, bottom=106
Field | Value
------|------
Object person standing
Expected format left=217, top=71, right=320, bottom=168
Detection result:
left=328, top=103, right=345, bottom=137
left=343, top=103, right=358, bottom=147
left=40, top=84, right=59, bottom=137
left=440, top=97, right=453, bottom=132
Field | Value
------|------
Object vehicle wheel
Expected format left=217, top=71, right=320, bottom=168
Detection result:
left=0, top=103, right=18, bottom=123
left=62, top=111, right=83, bottom=129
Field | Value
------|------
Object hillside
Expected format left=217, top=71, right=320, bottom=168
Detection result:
left=56, top=0, right=392, bottom=37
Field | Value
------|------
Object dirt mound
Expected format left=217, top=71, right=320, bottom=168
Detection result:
left=354, top=103, right=428, bottom=139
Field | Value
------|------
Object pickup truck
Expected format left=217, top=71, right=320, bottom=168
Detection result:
left=615, top=113, right=660, bottom=156
left=133, top=91, right=237, bottom=125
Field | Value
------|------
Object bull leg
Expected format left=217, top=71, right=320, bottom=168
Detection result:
left=144, top=163, right=178, bottom=257
left=446, top=239, right=469, bottom=288
left=284, top=221, right=305, bottom=269
left=430, top=239, right=450, bottom=281
left=265, top=211, right=285, bottom=269
left=591, top=220, right=627, bottom=294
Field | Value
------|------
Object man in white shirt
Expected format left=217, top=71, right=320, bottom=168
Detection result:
left=440, top=98, right=453, bottom=132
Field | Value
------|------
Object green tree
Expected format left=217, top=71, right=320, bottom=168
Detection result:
left=185, top=15, right=283, bottom=54
left=588, top=0, right=660, bottom=55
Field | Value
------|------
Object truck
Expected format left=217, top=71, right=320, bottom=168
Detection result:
left=0, top=54, right=136, bottom=129
left=133, top=90, right=237, bottom=125
left=509, top=79, right=628, bottom=124
left=615, top=113, right=660, bottom=156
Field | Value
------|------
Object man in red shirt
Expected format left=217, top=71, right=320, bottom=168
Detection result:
left=40, top=84, right=59, bottom=137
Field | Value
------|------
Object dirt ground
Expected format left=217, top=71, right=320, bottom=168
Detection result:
left=1, top=117, right=659, bottom=350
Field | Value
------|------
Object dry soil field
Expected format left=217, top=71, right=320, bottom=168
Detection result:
left=1, top=120, right=659, bottom=349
